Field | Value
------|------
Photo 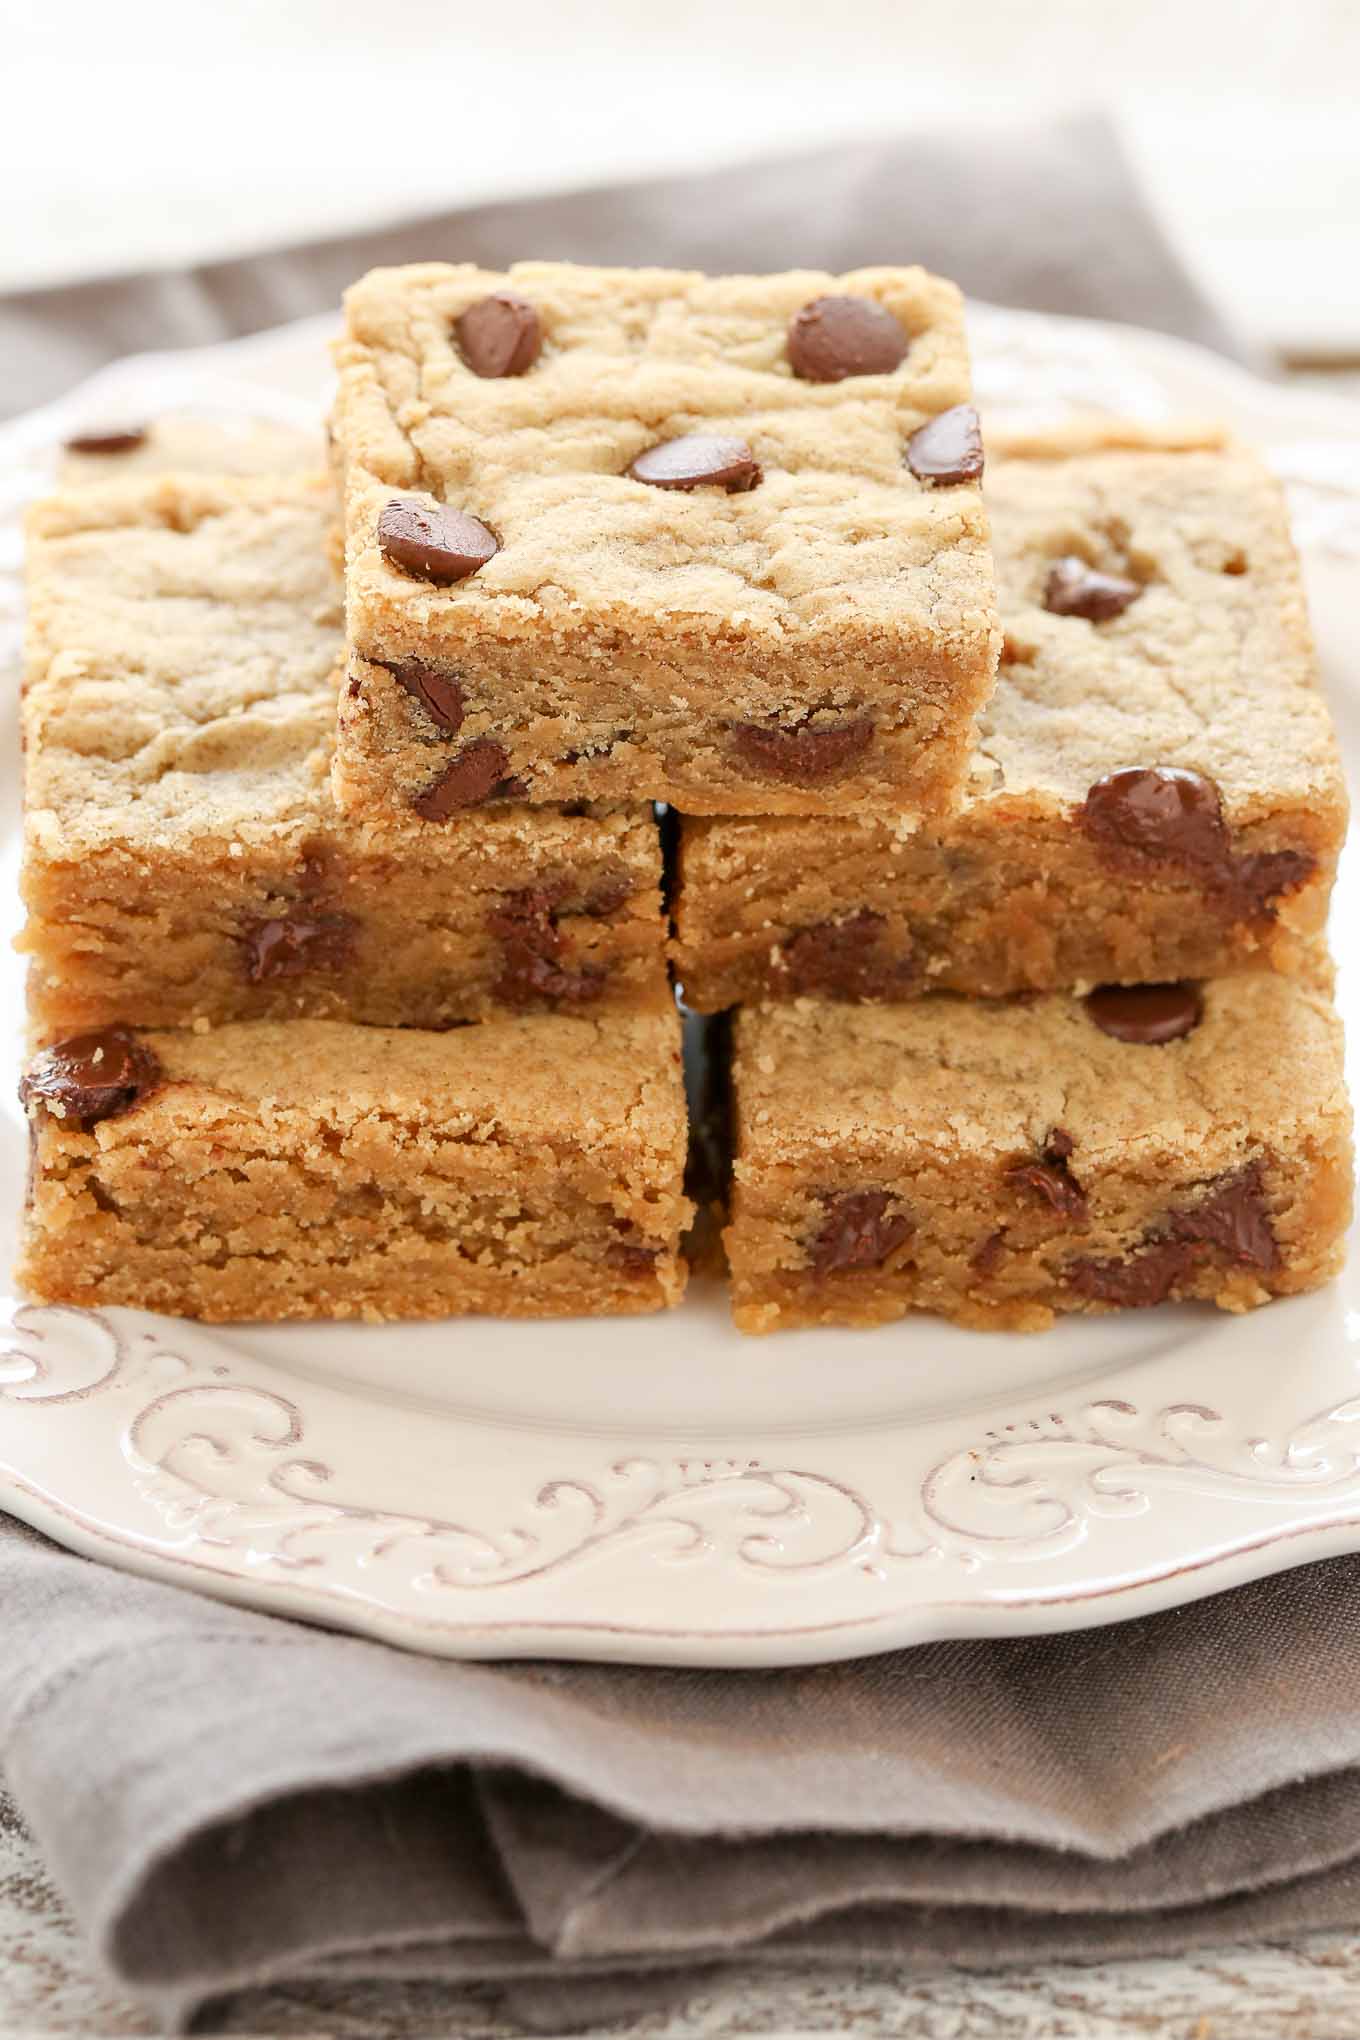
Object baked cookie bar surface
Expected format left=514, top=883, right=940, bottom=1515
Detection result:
left=725, top=977, right=1351, bottom=1333
left=674, top=435, right=1345, bottom=1007
left=330, top=261, right=999, bottom=819
left=20, top=474, right=668, bottom=1033
left=18, top=1014, right=692, bottom=1321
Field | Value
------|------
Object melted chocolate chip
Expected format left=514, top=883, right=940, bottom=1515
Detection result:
left=971, top=1230, right=1007, bottom=1278
left=64, top=426, right=148, bottom=455
left=243, top=913, right=357, bottom=983
left=787, top=295, right=909, bottom=382
left=579, top=873, right=634, bottom=919
left=488, top=888, right=606, bottom=1006
left=455, top=292, right=542, bottom=378
left=20, top=1027, right=161, bottom=1129
left=730, top=718, right=873, bottom=784
left=1081, top=766, right=1229, bottom=871
left=1086, top=982, right=1203, bottom=1045
left=381, top=658, right=465, bottom=734
left=412, top=741, right=519, bottom=819
left=807, top=1189, right=914, bottom=1276
left=1080, top=766, right=1315, bottom=920
left=608, top=1239, right=661, bottom=1275
left=628, top=435, right=762, bottom=492
left=377, top=500, right=498, bottom=584
left=1068, top=1161, right=1278, bottom=1307
left=1006, top=1129, right=1089, bottom=1223
left=1044, top=556, right=1143, bottom=621
left=782, top=909, right=917, bottom=1001
left=904, top=405, right=984, bottom=485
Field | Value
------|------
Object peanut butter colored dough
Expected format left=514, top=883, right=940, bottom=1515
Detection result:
left=330, top=261, right=999, bottom=819
left=59, top=414, right=324, bottom=486
left=673, top=433, right=1345, bottom=1007
left=20, top=474, right=668, bottom=1034
left=726, top=976, right=1352, bottom=1333
left=18, top=1014, right=692, bottom=1322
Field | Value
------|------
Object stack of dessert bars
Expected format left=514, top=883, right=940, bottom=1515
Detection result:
left=17, top=262, right=1354, bottom=1330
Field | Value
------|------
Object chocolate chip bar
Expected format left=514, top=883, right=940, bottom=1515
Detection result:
left=725, top=974, right=1352, bottom=1333
left=673, top=431, right=1345, bottom=1007
left=60, top=414, right=324, bottom=486
left=20, top=473, right=668, bottom=1035
left=18, top=1014, right=692, bottom=1321
left=329, top=261, right=999, bottom=820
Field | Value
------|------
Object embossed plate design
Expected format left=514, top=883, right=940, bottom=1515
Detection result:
left=0, top=307, right=1358, bottom=1666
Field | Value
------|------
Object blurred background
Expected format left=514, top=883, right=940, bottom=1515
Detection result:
left=3, top=0, right=1359, bottom=390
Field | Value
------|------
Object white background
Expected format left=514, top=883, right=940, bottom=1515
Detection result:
left=4, top=0, right=1360, bottom=359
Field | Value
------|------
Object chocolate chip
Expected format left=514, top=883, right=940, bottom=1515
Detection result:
left=971, top=1231, right=1006, bottom=1278
left=242, top=913, right=357, bottom=983
left=1080, top=766, right=1317, bottom=921
left=20, top=1027, right=161, bottom=1129
left=382, top=658, right=465, bottom=734
left=787, top=295, right=909, bottom=382
left=1233, top=848, right=1317, bottom=916
left=488, top=887, right=606, bottom=1006
left=1006, top=1129, right=1089, bottom=1224
left=628, top=435, right=762, bottom=492
left=808, top=1189, right=914, bottom=1276
left=904, top=405, right=984, bottom=485
left=579, top=873, right=634, bottom=919
left=412, top=742, right=519, bottom=819
left=377, top=500, right=498, bottom=584
left=730, top=718, right=873, bottom=784
left=455, top=292, right=542, bottom=378
left=1081, top=766, right=1228, bottom=871
left=782, top=910, right=917, bottom=1001
left=1086, top=982, right=1203, bottom=1045
left=608, top=1239, right=661, bottom=1275
left=1043, top=556, right=1143, bottom=621
left=64, top=426, right=149, bottom=455
left=1069, top=1161, right=1278, bottom=1307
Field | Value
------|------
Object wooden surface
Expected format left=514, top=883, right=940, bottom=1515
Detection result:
left=5, top=1784, right=1360, bottom=2039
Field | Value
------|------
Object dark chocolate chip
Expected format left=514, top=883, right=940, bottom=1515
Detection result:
left=377, top=500, right=498, bottom=584
left=1069, top=1160, right=1277, bottom=1307
left=412, top=741, right=518, bottom=819
left=1080, top=765, right=1228, bottom=871
left=455, top=292, right=542, bottom=378
left=579, top=873, right=634, bottom=919
left=730, top=718, right=873, bottom=784
left=1086, top=982, right=1203, bottom=1045
left=1006, top=1129, right=1090, bottom=1224
left=782, top=909, right=917, bottom=1001
left=1232, top=848, right=1317, bottom=916
left=787, top=295, right=909, bottom=382
left=488, top=887, right=607, bottom=1006
left=20, top=1027, right=161, bottom=1129
left=64, top=426, right=149, bottom=455
left=628, top=435, right=762, bottom=492
left=608, top=1239, right=661, bottom=1275
left=971, top=1230, right=1007, bottom=1277
left=808, top=1189, right=914, bottom=1276
left=1043, top=556, right=1143, bottom=621
left=904, top=405, right=984, bottom=485
left=382, top=658, right=465, bottom=734
left=243, top=913, right=357, bottom=983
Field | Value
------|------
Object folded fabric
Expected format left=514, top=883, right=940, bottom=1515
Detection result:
left=7, top=1519, right=1360, bottom=2032
left=0, top=111, right=1251, bottom=421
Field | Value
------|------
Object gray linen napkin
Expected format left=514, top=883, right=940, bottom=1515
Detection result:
left=0, top=112, right=1289, bottom=2036
left=0, top=111, right=1252, bottom=420
left=8, top=1518, right=1360, bottom=2033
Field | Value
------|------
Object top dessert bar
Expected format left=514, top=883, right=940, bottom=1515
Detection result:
left=329, top=260, right=1000, bottom=820
left=60, top=414, right=324, bottom=486
left=20, top=473, right=668, bottom=1035
left=672, top=428, right=1347, bottom=1007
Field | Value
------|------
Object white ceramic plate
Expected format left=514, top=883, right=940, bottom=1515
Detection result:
left=1, top=305, right=1358, bottom=1668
